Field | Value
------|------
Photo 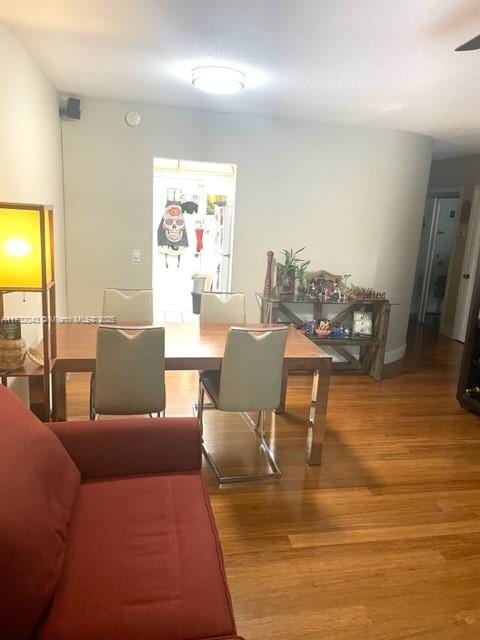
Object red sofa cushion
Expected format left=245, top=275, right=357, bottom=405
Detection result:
left=38, top=473, right=237, bottom=640
left=0, top=386, right=80, bottom=640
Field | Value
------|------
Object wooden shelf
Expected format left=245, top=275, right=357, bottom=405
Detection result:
left=1, top=281, right=55, bottom=293
left=0, top=357, right=55, bottom=378
left=258, top=293, right=394, bottom=305
left=258, top=293, right=391, bottom=380
left=0, top=202, right=57, bottom=421
left=307, top=335, right=380, bottom=346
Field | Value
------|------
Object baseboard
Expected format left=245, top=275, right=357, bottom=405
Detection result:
left=439, top=323, right=454, bottom=339
left=384, top=344, right=406, bottom=364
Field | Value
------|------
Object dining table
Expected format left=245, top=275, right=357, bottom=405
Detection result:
left=51, top=322, right=332, bottom=466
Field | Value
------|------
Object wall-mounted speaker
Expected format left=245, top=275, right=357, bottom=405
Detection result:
left=59, top=97, right=81, bottom=120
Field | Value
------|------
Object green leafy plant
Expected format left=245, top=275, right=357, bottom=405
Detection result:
left=277, top=248, right=311, bottom=295
left=297, top=259, right=312, bottom=281
left=279, top=247, right=307, bottom=271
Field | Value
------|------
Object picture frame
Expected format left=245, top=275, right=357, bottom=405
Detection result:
left=353, top=311, right=373, bottom=336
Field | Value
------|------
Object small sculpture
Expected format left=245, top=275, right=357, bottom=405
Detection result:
left=315, top=320, right=332, bottom=337
left=263, top=250, right=274, bottom=298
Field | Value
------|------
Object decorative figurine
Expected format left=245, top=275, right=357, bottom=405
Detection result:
left=300, top=320, right=317, bottom=337
left=263, top=250, right=274, bottom=298
left=330, top=324, right=350, bottom=338
left=315, top=320, right=332, bottom=337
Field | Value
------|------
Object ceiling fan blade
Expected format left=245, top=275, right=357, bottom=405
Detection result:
left=455, top=34, right=480, bottom=51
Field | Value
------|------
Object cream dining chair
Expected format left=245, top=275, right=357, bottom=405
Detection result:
left=197, top=292, right=246, bottom=412
left=197, top=325, right=288, bottom=484
left=199, top=292, right=246, bottom=325
left=90, top=325, right=165, bottom=419
left=102, top=288, right=154, bottom=324
left=91, top=289, right=156, bottom=416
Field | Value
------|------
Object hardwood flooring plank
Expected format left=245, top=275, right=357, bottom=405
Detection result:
left=65, top=327, right=480, bottom=640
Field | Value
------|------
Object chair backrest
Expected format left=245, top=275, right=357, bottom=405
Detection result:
left=94, top=326, right=165, bottom=415
left=200, top=292, right=246, bottom=325
left=102, top=289, right=154, bottom=324
left=217, top=326, right=288, bottom=411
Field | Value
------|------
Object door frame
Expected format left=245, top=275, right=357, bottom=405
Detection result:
left=151, top=158, right=237, bottom=309
left=452, top=184, right=480, bottom=342
left=415, top=188, right=462, bottom=328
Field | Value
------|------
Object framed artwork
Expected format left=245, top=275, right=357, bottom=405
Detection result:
left=0, top=319, right=21, bottom=340
left=353, top=311, right=373, bottom=336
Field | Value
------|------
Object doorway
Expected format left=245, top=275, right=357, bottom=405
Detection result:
left=452, top=185, right=480, bottom=342
left=410, top=192, right=460, bottom=328
left=152, top=158, right=237, bottom=319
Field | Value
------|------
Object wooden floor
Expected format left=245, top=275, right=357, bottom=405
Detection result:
left=67, top=326, right=480, bottom=640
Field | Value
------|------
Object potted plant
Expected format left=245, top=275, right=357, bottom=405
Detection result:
left=296, top=260, right=311, bottom=297
left=276, top=248, right=307, bottom=296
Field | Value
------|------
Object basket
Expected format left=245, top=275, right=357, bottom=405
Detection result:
left=0, top=337, right=27, bottom=372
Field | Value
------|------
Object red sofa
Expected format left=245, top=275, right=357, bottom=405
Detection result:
left=0, top=385, right=243, bottom=640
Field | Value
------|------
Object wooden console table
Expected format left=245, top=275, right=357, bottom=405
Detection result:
left=257, top=294, right=392, bottom=380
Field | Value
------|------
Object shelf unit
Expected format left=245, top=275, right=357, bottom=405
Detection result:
left=0, top=203, right=56, bottom=420
left=257, top=293, right=392, bottom=379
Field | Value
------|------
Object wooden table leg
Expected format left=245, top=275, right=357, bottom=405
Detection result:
left=370, top=304, right=390, bottom=380
left=52, top=370, right=67, bottom=421
left=306, top=359, right=331, bottom=465
left=276, top=362, right=289, bottom=414
left=28, top=376, right=49, bottom=421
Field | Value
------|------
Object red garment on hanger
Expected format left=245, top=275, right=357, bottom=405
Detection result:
left=195, top=228, right=204, bottom=253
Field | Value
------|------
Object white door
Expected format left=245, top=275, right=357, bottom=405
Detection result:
left=410, top=195, right=458, bottom=324
left=213, top=202, right=234, bottom=291
left=453, top=186, right=480, bottom=342
left=410, top=197, right=435, bottom=320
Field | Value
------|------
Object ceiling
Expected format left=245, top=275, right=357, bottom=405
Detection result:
left=2, top=0, right=480, bottom=158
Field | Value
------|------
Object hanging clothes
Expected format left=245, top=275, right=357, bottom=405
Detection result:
left=195, top=227, right=204, bottom=253
left=157, top=200, right=188, bottom=267
left=182, top=201, right=199, bottom=214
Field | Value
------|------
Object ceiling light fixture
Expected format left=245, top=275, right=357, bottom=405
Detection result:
left=191, top=66, right=246, bottom=94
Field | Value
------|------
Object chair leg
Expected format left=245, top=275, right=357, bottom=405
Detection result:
left=193, top=375, right=214, bottom=417
left=201, top=405, right=282, bottom=485
left=197, top=379, right=205, bottom=438
left=258, top=410, right=281, bottom=477
left=89, top=373, right=95, bottom=420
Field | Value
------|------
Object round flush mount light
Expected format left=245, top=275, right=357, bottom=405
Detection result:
left=191, top=66, right=246, bottom=94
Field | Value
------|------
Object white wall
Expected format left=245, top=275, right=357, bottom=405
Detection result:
left=0, top=23, right=65, bottom=399
left=62, top=98, right=433, bottom=360
left=429, top=155, right=480, bottom=200
left=0, top=23, right=66, bottom=324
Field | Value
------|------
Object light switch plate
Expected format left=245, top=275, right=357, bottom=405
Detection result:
left=132, top=249, right=141, bottom=263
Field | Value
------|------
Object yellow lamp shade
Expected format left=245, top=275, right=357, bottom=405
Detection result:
left=0, top=207, right=52, bottom=289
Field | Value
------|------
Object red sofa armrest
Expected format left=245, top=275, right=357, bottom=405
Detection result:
left=48, top=417, right=201, bottom=479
